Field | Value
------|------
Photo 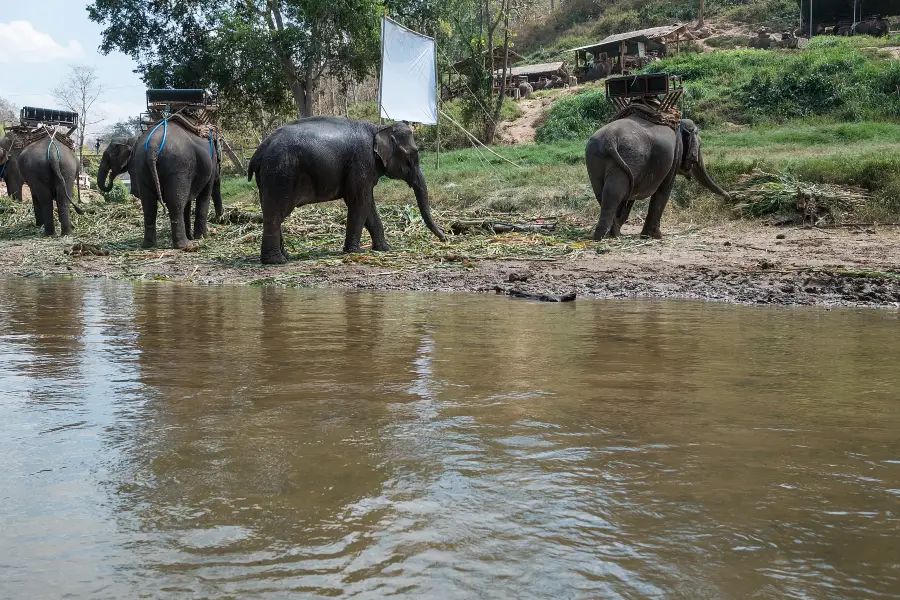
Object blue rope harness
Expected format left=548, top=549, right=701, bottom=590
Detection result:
left=0, top=160, right=6, bottom=180
left=47, top=139, right=61, bottom=161
left=144, top=118, right=216, bottom=157
left=145, top=119, right=169, bottom=154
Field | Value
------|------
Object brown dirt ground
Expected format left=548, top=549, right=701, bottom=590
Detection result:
left=2, top=221, right=899, bottom=308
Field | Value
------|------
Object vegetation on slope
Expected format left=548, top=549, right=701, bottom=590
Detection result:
left=518, top=0, right=800, bottom=58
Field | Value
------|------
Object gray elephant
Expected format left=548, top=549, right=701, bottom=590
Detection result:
left=0, top=136, right=24, bottom=201
left=247, top=117, right=445, bottom=264
left=97, top=136, right=139, bottom=196
left=131, top=119, right=223, bottom=249
left=1, top=131, right=82, bottom=235
left=585, top=116, right=730, bottom=240
left=855, top=18, right=890, bottom=36
left=517, top=81, right=534, bottom=99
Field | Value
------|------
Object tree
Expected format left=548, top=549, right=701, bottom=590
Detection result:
left=102, top=117, right=142, bottom=140
left=88, top=0, right=381, bottom=119
left=0, top=96, right=17, bottom=125
left=698, top=0, right=706, bottom=27
left=53, top=65, right=105, bottom=163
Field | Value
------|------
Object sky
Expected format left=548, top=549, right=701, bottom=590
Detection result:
left=0, top=1, right=146, bottom=141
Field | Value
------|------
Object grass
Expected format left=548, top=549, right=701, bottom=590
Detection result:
left=644, top=37, right=900, bottom=126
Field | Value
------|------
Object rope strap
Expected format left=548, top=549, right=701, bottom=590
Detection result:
left=0, top=161, right=6, bottom=180
left=145, top=119, right=169, bottom=154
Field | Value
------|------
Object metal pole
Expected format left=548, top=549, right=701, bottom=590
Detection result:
left=809, top=0, right=813, bottom=38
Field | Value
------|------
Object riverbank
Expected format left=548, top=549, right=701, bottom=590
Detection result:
left=1, top=214, right=898, bottom=307
left=3, top=119, right=900, bottom=308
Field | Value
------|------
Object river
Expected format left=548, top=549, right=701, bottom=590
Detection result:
left=1, top=279, right=898, bottom=598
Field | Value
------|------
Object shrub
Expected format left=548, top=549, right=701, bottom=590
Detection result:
left=103, top=179, right=130, bottom=203
left=535, top=89, right=615, bottom=143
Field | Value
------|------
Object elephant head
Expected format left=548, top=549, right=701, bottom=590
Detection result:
left=374, top=122, right=446, bottom=241
left=0, top=135, right=11, bottom=168
left=97, top=137, right=136, bottom=193
left=678, top=120, right=730, bottom=200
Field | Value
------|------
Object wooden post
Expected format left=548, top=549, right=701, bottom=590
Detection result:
left=619, top=41, right=625, bottom=74
left=675, top=32, right=681, bottom=54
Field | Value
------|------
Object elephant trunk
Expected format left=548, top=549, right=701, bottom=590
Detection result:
left=411, top=167, right=446, bottom=241
left=97, top=155, right=114, bottom=193
left=692, top=154, right=730, bottom=200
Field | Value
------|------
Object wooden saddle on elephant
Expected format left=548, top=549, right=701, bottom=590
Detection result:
left=9, top=105, right=79, bottom=152
left=7, top=124, right=77, bottom=153
left=606, top=74, right=683, bottom=131
left=141, top=89, right=221, bottom=155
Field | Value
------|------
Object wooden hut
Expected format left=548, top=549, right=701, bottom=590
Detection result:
left=565, top=24, right=692, bottom=78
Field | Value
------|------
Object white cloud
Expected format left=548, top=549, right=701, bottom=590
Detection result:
left=0, top=21, right=83, bottom=63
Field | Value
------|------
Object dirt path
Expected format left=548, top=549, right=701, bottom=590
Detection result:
left=2, top=222, right=899, bottom=308
left=501, top=97, right=552, bottom=144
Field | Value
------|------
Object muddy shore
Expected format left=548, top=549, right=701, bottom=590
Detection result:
left=1, top=221, right=898, bottom=308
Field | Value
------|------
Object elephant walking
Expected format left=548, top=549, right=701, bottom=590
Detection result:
left=585, top=115, right=730, bottom=241
left=247, top=117, right=445, bottom=264
left=1, top=132, right=82, bottom=235
left=131, top=120, right=223, bottom=249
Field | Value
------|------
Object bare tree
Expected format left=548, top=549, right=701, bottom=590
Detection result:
left=0, top=95, right=17, bottom=127
left=698, top=0, right=706, bottom=27
left=53, top=64, right=105, bottom=164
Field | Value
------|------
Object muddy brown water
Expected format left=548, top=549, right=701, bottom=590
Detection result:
left=1, top=279, right=899, bottom=599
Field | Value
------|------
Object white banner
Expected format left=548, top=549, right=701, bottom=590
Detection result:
left=378, top=17, right=438, bottom=125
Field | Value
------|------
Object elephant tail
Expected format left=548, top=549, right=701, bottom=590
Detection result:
left=49, top=149, right=83, bottom=215
left=607, top=140, right=635, bottom=200
left=148, top=147, right=165, bottom=211
left=247, top=153, right=259, bottom=182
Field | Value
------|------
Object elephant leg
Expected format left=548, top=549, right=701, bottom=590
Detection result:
left=56, top=187, right=73, bottom=237
left=32, top=195, right=44, bottom=228
left=610, top=198, right=636, bottom=237
left=640, top=184, right=673, bottom=240
left=193, top=187, right=212, bottom=239
left=365, top=198, right=391, bottom=251
left=343, top=194, right=369, bottom=254
left=183, top=202, right=193, bottom=241
left=38, top=189, right=56, bottom=236
left=590, top=169, right=630, bottom=241
left=167, top=194, right=192, bottom=250
left=141, top=194, right=159, bottom=248
left=260, top=189, right=289, bottom=264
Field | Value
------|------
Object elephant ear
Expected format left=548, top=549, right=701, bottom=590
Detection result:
left=680, top=120, right=701, bottom=172
left=374, top=126, right=395, bottom=170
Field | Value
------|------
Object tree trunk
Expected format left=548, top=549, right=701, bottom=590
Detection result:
left=698, top=0, right=705, bottom=27
left=488, top=8, right=510, bottom=145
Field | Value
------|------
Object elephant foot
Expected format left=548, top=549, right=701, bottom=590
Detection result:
left=640, top=229, right=663, bottom=240
left=42, top=227, right=56, bottom=237
left=60, top=227, right=74, bottom=237
left=343, top=244, right=363, bottom=254
left=372, top=240, right=393, bottom=252
left=591, top=229, right=607, bottom=242
left=261, top=250, right=287, bottom=265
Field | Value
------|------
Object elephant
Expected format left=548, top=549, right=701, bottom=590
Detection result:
left=97, top=136, right=139, bottom=196
left=585, top=116, right=730, bottom=241
left=0, top=136, right=24, bottom=200
left=247, top=117, right=446, bottom=264
left=855, top=18, right=890, bottom=37
left=517, top=81, right=534, bottom=99
left=131, top=119, right=223, bottom=249
left=1, top=132, right=82, bottom=235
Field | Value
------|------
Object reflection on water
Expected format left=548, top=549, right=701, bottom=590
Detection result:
left=0, top=279, right=898, bottom=598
